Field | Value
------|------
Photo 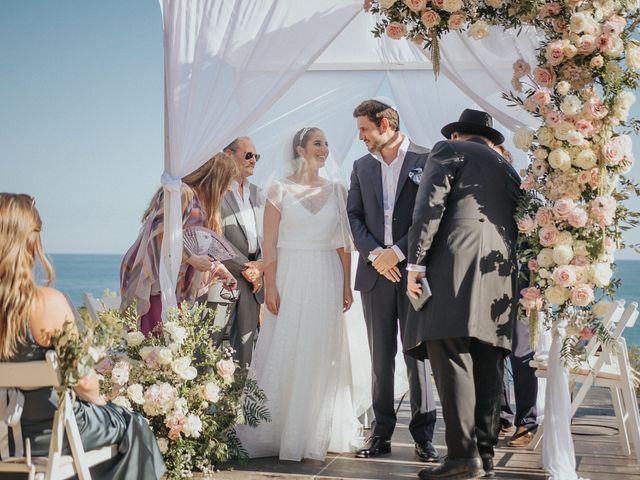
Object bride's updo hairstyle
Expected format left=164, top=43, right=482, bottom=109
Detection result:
left=292, top=127, right=322, bottom=159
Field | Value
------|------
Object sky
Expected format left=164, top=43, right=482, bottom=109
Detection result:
left=2, top=1, right=640, bottom=258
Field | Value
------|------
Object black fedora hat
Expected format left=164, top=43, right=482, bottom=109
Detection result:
left=441, top=108, right=504, bottom=145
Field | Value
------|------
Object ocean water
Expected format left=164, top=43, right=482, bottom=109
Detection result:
left=46, top=254, right=640, bottom=347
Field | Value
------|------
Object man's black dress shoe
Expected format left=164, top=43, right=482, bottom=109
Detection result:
left=481, top=455, right=495, bottom=478
left=355, top=436, right=391, bottom=458
left=415, top=442, right=440, bottom=463
left=418, top=456, right=484, bottom=479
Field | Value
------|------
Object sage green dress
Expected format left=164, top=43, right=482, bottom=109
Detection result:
left=8, top=327, right=166, bottom=479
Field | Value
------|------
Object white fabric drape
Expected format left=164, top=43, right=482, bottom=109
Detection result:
left=158, top=0, right=362, bottom=312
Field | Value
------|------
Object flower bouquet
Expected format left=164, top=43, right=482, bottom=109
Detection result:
left=97, top=303, right=269, bottom=479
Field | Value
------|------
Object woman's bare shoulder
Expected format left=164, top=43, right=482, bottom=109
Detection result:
left=30, top=287, right=75, bottom=346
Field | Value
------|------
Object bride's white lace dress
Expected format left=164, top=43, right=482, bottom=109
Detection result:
left=238, top=178, right=360, bottom=461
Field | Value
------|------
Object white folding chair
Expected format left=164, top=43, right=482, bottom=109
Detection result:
left=529, top=301, right=640, bottom=463
left=0, top=351, right=117, bottom=479
left=82, top=291, right=121, bottom=323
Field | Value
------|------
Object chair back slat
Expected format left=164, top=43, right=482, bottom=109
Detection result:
left=0, top=351, right=61, bottom=389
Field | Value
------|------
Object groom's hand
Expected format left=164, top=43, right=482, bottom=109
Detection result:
left=372, top=248, right=399, bottom=274
left=407, top=271, right=426, bottom=299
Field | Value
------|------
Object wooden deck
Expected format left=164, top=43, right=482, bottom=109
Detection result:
left=211, top=387, right=640, bottom=480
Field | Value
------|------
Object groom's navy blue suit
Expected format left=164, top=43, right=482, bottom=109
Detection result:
left=347, top=140, right=437, bottom=445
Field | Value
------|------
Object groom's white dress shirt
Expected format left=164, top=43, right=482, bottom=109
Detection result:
left=231, top=179, right=258, bottom=255
left=368, top=135, right=410, bottom=263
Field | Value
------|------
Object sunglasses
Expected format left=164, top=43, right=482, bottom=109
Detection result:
left=219, top=285, right=238, bottom=302
left=243, top=152, right=260, bottom=162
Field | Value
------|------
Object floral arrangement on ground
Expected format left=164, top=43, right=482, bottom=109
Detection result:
left=367, top=0, right=640, bottom=360
left=51, top=302, right=269, bottom=479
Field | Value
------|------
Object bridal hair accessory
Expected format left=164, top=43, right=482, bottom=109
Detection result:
left=371, top=95, right=397, bottom=112
left=408, top=167, right=423, bottom=185
left=297, top=127, right=312, bottom=146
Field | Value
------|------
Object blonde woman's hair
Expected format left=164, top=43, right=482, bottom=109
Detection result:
left=142, top=152, right=239, bottom=234
left=0, top=193, right=54, bottom=361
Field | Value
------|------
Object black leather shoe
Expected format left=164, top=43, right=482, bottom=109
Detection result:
left=481, top=455, right=495, bottom=478
left=355, top=436, right=391, bottom=458
left=415, top=441, right=440, bottom=463
left=418, top=457, right=484, bottom=479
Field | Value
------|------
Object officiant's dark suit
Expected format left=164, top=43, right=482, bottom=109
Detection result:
left=406, top=109, right=521, bottom=479
left=347, top=99, right=437, bottom=461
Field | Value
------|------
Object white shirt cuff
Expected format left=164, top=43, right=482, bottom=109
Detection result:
left=367, top=253, right=377, bottom=262
left=406, top=264, right=426, bottom=272
left=391, top=245, right=405, bottom=262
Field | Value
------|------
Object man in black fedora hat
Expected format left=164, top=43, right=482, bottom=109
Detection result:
left=404, top=109, right=522, bottom=479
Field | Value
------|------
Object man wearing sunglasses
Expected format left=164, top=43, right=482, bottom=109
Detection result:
left=219, top=136, right=264, bottom=370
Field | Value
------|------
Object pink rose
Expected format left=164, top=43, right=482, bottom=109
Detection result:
left=447, top=14, right=466, bottom=30
left=577, top=35, right=597, bottom=55
left=602, top=137, right=626, bottom=165
left=552, top=17, right=569, bottom=33
left=567, top=208, right=588, bottom=228
left=166, top=415, right=186, bottom=441
left=521, top=174, right=535, bottom=191
left=364, top=0, right=373, bottom=11
left=432, top=0, right=444, bottom=8
left=545, top=110, right=564, bottom=126
left=579, top=325, right=594, bottom=339
left=545, top=41, right=565, bottom=65
left=513, top=59, right=531, bottom=78
left=528, top=259, right=540, bottom=273
left=519, top=287, right=543, bottom=313
left=386, top=22, right=407, bottom=40
left=538, top=3, right=561, bottom=18
left=95, top=358, right=114, bottom=375
left=553, top=198, right=575, bottom=219
left=535, top=207, right=554, bottom=227
left=582, top=97, right=608, bottom=120
left=591, top=196, right=616, bottom=226
left=518, top=215, right=536, bottom=234
left=404, top=0, right=428, bottom=12
left=521, top=286, right=542, bottom=301
left=554, top=266, right=577, bottom=287
left=577, top=170, right=591, bottom=185
left=597, top=35, right=615, bottom=52
left=421, top=9, right=441, bottom=28
left=604, top=236, right=616, bottom=253
left=533, top=89, right=551, bottom=106
left=602, top=15, right=626, bottom=37
left=539, top=226, right=559, bottom=247
left=572, top=284, right=595, bottom=307
left=574, top=119, right=595, bottom=137
left=571, top=255, right=591, bottom=267
left=216, top=358, right=236, bottom=379
left=534, top=66, right=556, bottom=88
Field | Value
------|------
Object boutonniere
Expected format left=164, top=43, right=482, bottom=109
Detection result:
left=408, top=167, right=423, bottom=185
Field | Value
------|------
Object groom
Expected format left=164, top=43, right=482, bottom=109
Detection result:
left=348, top=98, right=438, bottom=462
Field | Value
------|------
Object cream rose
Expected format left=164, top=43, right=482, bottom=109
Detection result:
left=442, top=0, right=463, bottom=12
left=548, top=148, right=572, bottom=171
left=573, top=240, right=588, bottom=256
left=485, top=0, right=506, bottom=7
left=573, top=149, right=597, bottom=169
left=513, top=127, right=534, bottom=151
left=603, top=36, right=624, bottom=58
left=421, top=9, right=441, bottom=28
left=127, top=384, right=145, bottom=405
left=545, top=285, right=569, bottom=305
left=537, top=127, right=555, bottom=147
left=582, top=96, right=608, bottom=119
left=553, top=244, right=575, bottom=265
left=468, top=20, right=490, bottom=40
left=157, top=347, right=173, bottom=366
left=591, top=262, right=613, bottom=287
left=164, top=322, right=187, bottom=345
left=531, top=159, right=548, bottom=176
left=560, top=95, right=582, bottom=115
left=379, top=0, right=397, bottom=8
left=202, top=381, right=221, bottom=403
left=556, top=230, right=573, bottom=246
left=537, top=248, right=555, bottom=268
left=553, top=121, right=574, bottom=141
left=171, top=357, right=198, bottom=381
left=626, top=42, right=640, bottom=71
left=593, top=299, right=612, bottom=317
left=447, top=13, right=466, bottom=29
left=555, top=80, right=570, bottom=95
left=216, top=358, right=237, bottom=380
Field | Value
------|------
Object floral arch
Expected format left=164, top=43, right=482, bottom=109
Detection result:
left=367, top=0, right=640, bottom=476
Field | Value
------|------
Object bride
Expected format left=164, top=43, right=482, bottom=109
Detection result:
left=237, top=127, right=360, bottom=461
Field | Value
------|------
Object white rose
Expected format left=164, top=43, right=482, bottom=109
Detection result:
left=545, top=285, right=569, bottom=305
left=442, top=0, right=463, bottom=12
left=126, top=384, right=145, bottom=405
left=566, top=130, right=584, bottom=146
left=514, top=127, right=535, bottom=151
left=556, top=231, right=574, bottom=246
left=468, top=20, right=490, bottom=40
left=615, top=90, right=636, bottom=111
left=173, top=397, right=189, bottom=415
left=164, top=322, right=187, bottom=345
left=548, top=148, right=572, bottom=171
left=539, top=268, right=550, bottom=279
left=573, top=240, right=589, bottom=256
left=560, top=95, right=582, bottom=116
left=570, top=12, right=595, bottom=34
left=157, top=347, right=173, bottom=366
left=202, top=382, right=221, bottom=403
left=112, top=360, right=130, bottom=385
left=534, top=148, right=548, bottom=160
left=157, top=438, right=169, bottom=454
left=593, top=299, right=612, bottom=317
left=537, top=248, right=555, bottom=268
left=112, top=396, right=132, bottom=410
left=604, top=37, right=624, bottom=58
left=139, top=346, right=154, bottom=360
left=171, top=357, right=198, bottom=381
left=556, top=80, right=571, bottom=96
left=553, top=244, right=574, bottom=264
left=126, top=331, right=146, bottom=347
left=626, top=43, right=640, bottom=71
left=182, top=414, right=203, bottom=438
left=537, top=127, right=555, bottom=147
left=573, top=149, right=597, bottom=169
left=591, top=262, right=613, bottom=287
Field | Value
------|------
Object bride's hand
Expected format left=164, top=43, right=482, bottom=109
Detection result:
left=343, top=286, right=353, bottom=312
left=265, top=286, right=280, bottom=315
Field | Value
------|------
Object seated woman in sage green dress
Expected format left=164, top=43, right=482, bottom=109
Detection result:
left=0, top=192, right=166, bottom=480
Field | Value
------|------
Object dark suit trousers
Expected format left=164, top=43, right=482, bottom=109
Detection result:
left=500, top=318, right=538, bottom=430
left=228, top=275, right=260, bottom=369
left=427, top=338, right=505, bottom=459
left=360, top=275, right=436, bottom=444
